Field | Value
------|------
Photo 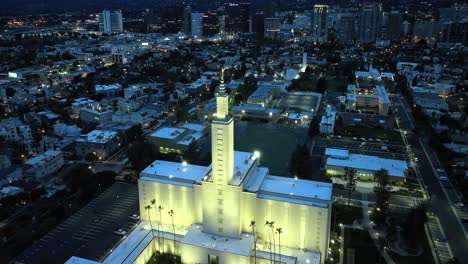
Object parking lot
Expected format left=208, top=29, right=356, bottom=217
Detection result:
left=15, top=182, right=139, bottom=263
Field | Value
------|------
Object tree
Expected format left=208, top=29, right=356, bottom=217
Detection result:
left=84, top=152, right=97, bottom=162
left=308, top=116, right=320, bottom=138
left=276, top=227, right=283, bottom=263
left=145, top=205, right=155, bottom=254
left=317, top=77, right=328, bottom=93
left=403, top=204, right=428, bottom=248
left=175, top=106, right=188, bottom=123
left=372, top=169, right=390, bottom=225
left=128, top=140, right=160, bottom=171
left=265, top=221, right=273, bottom=264
left=158, top=205, right=165, bottom=252
left=168, top=209, right=176, bottom=263
left=250, top=221, right=257, bottom=264
left=289, top=144, right=310, bottom=178
left=345, top=168, right=357, bottom=206
left=151, top=199, right=161, bottom=253
left=268, top=221, right=276, bottom=264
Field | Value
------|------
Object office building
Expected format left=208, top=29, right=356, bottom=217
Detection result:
left=252, top=13, right=265, bottom=37
left=313, top=5, right=329, bottom=42
left=264, top=17, right=281, bottom=39
left=338, top=13, right=358, bottom=42
left=224, top=3, right=250, bottom=34
left=386, top=12, right=403, bottom=41
left=182, top=6, right=192, bottom=35
left=358, top=3, right=382, bottom=42
left=99, top=10, right=123, bottom=33
left=441, top=21, right=468, bottom=45
left=413, top=20, right=441, bottom=42
left=191, top=12, right=204, bottom=37
left=203, top=12, right=219, bottom=37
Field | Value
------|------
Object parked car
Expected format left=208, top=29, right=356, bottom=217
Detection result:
left=114, top=229, right=127, bottom=235
left=439, top=176, right=448, bottom=181
left=436, top=168, right=445, bottom=173
left=129, top=214, right=140, bottom=220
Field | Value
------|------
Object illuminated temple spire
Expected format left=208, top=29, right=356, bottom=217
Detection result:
left=216, top=67, right=229, bottom=119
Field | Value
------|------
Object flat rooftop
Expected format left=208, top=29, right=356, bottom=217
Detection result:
left=180, top=224, right=254, bottom=256
left=76, top=130, right=117, bottom=144
left=140, top=160, right=209, bottom=187
left=259, top=175, right=333, bottom=203
left=150, top=127, right=186, bottom=139
left=326, top=148, right=408, bottom=178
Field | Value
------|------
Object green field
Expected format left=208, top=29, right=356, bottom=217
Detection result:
left=234, top=122, right=306, bottom=175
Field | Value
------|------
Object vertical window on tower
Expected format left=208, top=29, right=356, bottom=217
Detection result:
left=218, top=199, right=223, bottom=206
left=217, top=128, right=223, bottom=135
left=217, top=189, right=223, bottom=196
left=217, top=139, right=223, bottom=145
left=218, top=218, right=223, bottom=224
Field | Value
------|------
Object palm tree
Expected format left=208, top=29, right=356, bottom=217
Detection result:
left=151, top=199, right=160, bottom=252
left=345, top=167, right=357, bottom=206
left=250, top=221, right=257, bottom=264
left=157, top=205, right=165, bottom=253
left=265, top=221, right=273, bottom=264
left=276, top=228, right=282, bottom=264
left=145, top=205, right=155, bottom=256
left=268, top=221, right=276, bottom=264
left=168, top=209, right=176, bottom=263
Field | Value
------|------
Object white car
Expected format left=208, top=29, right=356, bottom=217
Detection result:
left=436, top=168, right=445, bottom=173
left=114, top=229, right=126, bottom=235
left=129, top=214, right=140, bottom=220
left=453, top=203, right=464, bottom=207
left=439, top=176, right=448, bottom=181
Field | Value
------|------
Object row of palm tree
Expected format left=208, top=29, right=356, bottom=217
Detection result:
left=250, top=220, right=283, bottom=264
left=145, top=199, right=176, bottom=263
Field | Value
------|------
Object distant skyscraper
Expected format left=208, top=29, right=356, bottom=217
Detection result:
left=159, top=5, right=184, bottom=34
left=252, top=13, right=265, bottom=37
left=224, top=3, right=250, bottom=34
left=439, top=4, right=468, bottom=23
left=313, top=5, right=329, bottom=42
left=386, top=11, right=403, bottom=41
left=264, top=17, right=281, bottom=39
left=191, top=12, right=204, bottom=37
left=441, top=21, right=468, bottom=45
left=413, top=20, right=441, bottom=42
left=338, top=13, right=358, bottom=42
left=182, top=6, right=192, bottom=35
left=99, top=10, right=123, bottom=34
left=202, top=12, right=219, bottom=37
left=358, top=3, right=383, bottom=42
left=294, top=14, right=311, bottom=29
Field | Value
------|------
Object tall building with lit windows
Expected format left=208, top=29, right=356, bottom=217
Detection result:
left=313, top=4, right=329, bottom=42
left=67, top=69, right=332, bottom=264
left=98, top=10, right=123, bottom=33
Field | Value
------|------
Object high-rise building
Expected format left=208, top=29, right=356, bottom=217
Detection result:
left=264, top=17, right=281, bottom=39
left=413, top=20, right=441, bottom=42
left=441, top=21, right=468, bottom=45
left=98, top=10, right=123, bottom=33
left=313, top=5, right=329, bottom=42
left=182, top=6, right=192, bottom=35
left=439, top=4, right=468, bottom=23
left=203, top=12, right=219, bottom=37
left=386, top=11, right=403, bottom=41
left=252, top=13, right=265, bottom=37
left=358, top=3, right=382, bottom=42
left=191, top=12, right=204, bottom=37
left=159, top=5, right=184, bottom=34
left=224, top=3, right=251, bottom=34
left=337, top=13, right=358, bottom=42
left=294, top=14, right=311, bottom=29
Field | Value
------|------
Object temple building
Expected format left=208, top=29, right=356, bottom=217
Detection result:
left=67, top=69, right=332, bottom=264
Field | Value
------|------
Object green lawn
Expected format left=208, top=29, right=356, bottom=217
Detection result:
left=336, top=126, right=403, bottom=142
left=234, top=122, right=307, bottom=175
left=344, top=228, right=381, bottom=264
